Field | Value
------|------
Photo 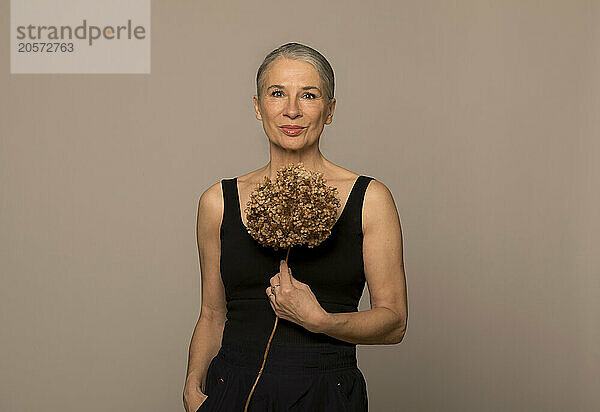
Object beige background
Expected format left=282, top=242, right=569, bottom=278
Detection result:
left=1, top=1, right=598, bottom=411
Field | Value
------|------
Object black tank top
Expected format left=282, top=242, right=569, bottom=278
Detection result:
left=219, top=174, right=375, bottom=347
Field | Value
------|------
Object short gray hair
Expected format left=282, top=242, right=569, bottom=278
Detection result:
left=256, top=42, right=335, bottom=101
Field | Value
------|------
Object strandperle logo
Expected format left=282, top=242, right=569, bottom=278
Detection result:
left=11, top=0, right=151, bottom=74
left=16, top=19, right=147, bottom=46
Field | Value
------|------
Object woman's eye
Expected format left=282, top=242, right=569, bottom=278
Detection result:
left=270, top=91, right=316, bottom=99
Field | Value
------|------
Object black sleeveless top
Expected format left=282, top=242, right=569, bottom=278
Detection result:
left=219, top=175, right=375, bottom=348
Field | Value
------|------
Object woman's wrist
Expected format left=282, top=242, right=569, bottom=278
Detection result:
left=311, top=309, right=336, bottom=334
left=185, top=369, right=204, bottom=389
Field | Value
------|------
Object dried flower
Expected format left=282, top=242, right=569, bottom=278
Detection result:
left=243, top=162, right=341, bottom=250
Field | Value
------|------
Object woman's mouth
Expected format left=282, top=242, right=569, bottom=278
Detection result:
left=279, top=126, right=306, bottom=136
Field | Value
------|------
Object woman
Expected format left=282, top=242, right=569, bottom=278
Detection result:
left=183, top=42, right=407, bottom=411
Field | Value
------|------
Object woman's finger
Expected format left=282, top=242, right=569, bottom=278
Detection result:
left=266, top=286, right=276, bottom=304
left=278, top=260, right=292, bottom=287
left=270, top=273, right=280, bottom=286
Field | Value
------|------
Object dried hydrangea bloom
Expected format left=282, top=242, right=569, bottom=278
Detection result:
left=243, top=162, right=341, bottom=250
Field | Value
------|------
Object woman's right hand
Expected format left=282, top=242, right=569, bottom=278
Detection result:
left=183, top=377, right=209, bottom=412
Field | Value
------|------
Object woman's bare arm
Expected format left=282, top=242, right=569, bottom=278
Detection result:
left=318, top=179, right=408, bottom=344
left=183, top=181, right=228, bottom=409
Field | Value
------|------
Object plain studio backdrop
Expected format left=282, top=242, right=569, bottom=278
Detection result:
left=1, top=1, right=598, bottom=411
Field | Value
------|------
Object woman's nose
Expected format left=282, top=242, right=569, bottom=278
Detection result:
left=284, top=98, right=301, bottom=118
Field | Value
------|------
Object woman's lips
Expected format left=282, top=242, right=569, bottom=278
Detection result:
left=280, top=126, right=306, bottom=136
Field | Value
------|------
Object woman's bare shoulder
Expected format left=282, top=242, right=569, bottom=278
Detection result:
left=197, top=180, right=224, bottom=232
left=236, top=168, right=267, bottom=184
left=361, top=177, right=399, bottom=234
left=323, top=163, right=361, bottom=182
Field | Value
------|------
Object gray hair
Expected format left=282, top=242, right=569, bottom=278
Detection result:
left=256, top=42, right=335, bottom=102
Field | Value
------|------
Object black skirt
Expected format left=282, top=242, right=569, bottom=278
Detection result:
left=196, top=340, right=368, bottom=411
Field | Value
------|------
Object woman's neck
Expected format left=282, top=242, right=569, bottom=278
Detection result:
left=264, top=147, right=330, bottom=179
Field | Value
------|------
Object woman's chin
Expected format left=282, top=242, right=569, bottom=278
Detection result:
left=278, top=134, right=306, bottom=146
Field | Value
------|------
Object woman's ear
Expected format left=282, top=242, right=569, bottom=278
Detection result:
left=253, top=95, right=263, bottom=121
left=325, top=97, right=336, bottom=125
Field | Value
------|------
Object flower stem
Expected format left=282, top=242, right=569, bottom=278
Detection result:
left=243, top=245, right=292, bottom=411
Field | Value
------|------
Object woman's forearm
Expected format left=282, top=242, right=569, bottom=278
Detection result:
left=185, top=315, right=225, bottom=390
left=317, top=307, right=406, bottom=345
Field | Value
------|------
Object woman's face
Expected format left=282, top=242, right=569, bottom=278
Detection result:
left=253, top=58, right=336, bottom=150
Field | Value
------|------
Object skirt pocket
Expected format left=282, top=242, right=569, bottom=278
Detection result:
left=334, top=368, right=369, bottom=411
left=197, top=356, right=231, bottom=411
left=333, top=369, right=360, bottom=409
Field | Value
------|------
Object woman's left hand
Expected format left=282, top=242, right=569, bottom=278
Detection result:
left=265, top=260, right=330, bottom=333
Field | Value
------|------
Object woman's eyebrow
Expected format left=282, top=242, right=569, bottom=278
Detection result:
left=267, top=84, right=321, bottom=92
